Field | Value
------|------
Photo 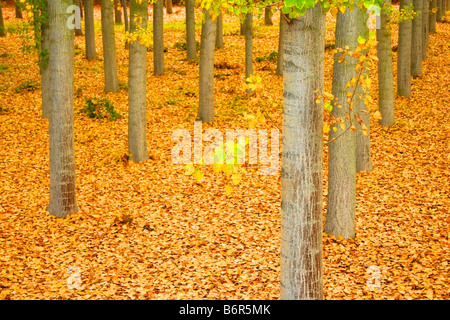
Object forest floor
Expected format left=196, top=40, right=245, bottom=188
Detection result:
left=0, top=6, right=449, bottom=299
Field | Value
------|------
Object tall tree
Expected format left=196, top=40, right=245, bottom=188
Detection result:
left=114, top=0, right=123, bottom=24
left=47, top=0, right=79, bottom=218
left=185, top=0, right=196, bottom=59
left=216, top=12, right=224, bottom=49
left=377, top=0, right=395, bottom=126
left=197, top=9, right=217, bottom=122
left=276, top=13, right=286, bottom=76
left=411, top=0, right=423, bottom=76
left=325, top=7, right=365, bottom=239
left=15, top=1, right=23, bottom=19
left=422, top=0, right=429, bottom=60
left=84, top=0, right=97, bottom=59
left=429, top=0, right=437, bottom=34
left=280, top=4, right=325, bottom=300
left=101, top=0, right=120, bottom=92
left=40, top=14, right=50, bottom=118
left=128, top=0, right=149, bottom=162
left=264, top=7, right=272, bottom=25
left=166, top=0, right=173, bottom=14
left=121, top=0, right=130, bottom=49
left=0, top=2, right=6, bottom=37
left=74, top=0, right=83, bottom=36
left=153, top=0, right=164, bottom=75
left=436, top=0, right=442, bottom=21
left=244, top=12, right=253, bottom=93
left=397, top=0, right=412, bottom=97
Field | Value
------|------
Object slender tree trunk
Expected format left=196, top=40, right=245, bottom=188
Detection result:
left=244, top=12, right=253, bottom=94
left=41, top=20, right=51, bottom=119
left=15, top=1, right=23, bottom=19
left=429, top=0, right=437, bottom=33
left=166, top=0, right=172, bottom=14
left=185, top=0, right=196, bottom=59
left=128, top=0, right=149, bottom=162
left=216, top=12, right=224, bottom=49
left=101, top=0, right=120, bottom=92
left=74, top=0, right=83, bottom=36
left=114, top=0, right=122, bottom=24
left=47, top=0, right=79, bottom=218
left=397, top=0, right=412, bottom=97
left=84, top=0, right=97, bottom=59
left=197, top=9, right=217, bottom=123
left=411, top=0, right=423, bottom=76
left=436, top=0, right=442, bottom=21
left=276, top=13, right=286, bottom=76
left=240, top=21, right=245, bottom=36
left=377, top=0, right=395, bottom=127
left=153, top=0, right=164, bottom=75
left=121, top=0, right=130, bottom=49
left=325, top=8, right=365, bottom=239
left=422, top=0, right=429, bottom=60
left=280, top=5, right=325, bottom=300
left=0, top=2, right=6, bottom=37
left=264, top=7, right=272, bottom=25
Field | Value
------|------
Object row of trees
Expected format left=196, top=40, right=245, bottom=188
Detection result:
left=0, top=0, right=449, bottom=299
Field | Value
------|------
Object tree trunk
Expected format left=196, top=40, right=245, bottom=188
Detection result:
left=244, top=12, right=253, bottom=94
left=101, top=0, right=120, bottom=92
left=114, top=0, right=122, bottom=24
left=411, top=0, right=423, bottom=76
left=15, top=1, right=23, bottom=19
left=185, top=0, right=196, bottom=59
left=0, top=3, right=6, bottom=37
left=280, top=5, right=325, bottom=300
left=128, top=0, right=149, bottom=162
left=197, top=9, right=217, bottom=123
left=121, top=0, right=130, bottom=49
left=377, top=0, right=395, bottom=127
left=429, top=0, right=436, bottom=33
left=276, top=13, right=286, bottom=76
left=166, top=0, right=172, bottom=14
left=436, top=0, right=442, bottom=21
left=216, top=12, right=224, bottom=49
left=422, top=0, right=429, bottom=60
left=397, top=0, right=412, bottom=97
left=47, top=0, right=79, bottom=218
left=240, top=22, right=245, bottom=36
left=264, top=7, right=272, bottom=25
left=153, top=0, right=164, bottom=75
left=325, top=8, right=364, bottom=239
left=84, top=0, right=97, bottom=59
left=74, top=0, right=83, bottom=36
left=41, top=20, right=51, bottom=119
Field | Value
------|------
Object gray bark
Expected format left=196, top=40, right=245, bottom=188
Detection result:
left=216, top=12, right=224, bottom=49
left=244, top=12, right=253, bottom=94
left=377, top=0, right=395, bottom=127
left=101, top=0, right=120, bottom=92
left=114, top=0, right=123, bottom=24
left=47, top=0, right=79, bottom=218
left=0, top=3, right=5, bottom=37
left=121, top=0, right=130, bottom=49
left=153, top=0, right=164, bottom=75
left=128, top=0, right=149, bottom=162
left=276, top=13, right=286, bottom=76
left=280, top=5, right=325, bottom=300
left=397, top=0, right=412, bottom=97
left=75, top=0, right=83, bottom=36
left=185, top=0, right=196, bottom=59
left=41, top=20, right=51, bottom=119
left=422, top=0, right=429, bottom=60
left=325, top=8, right=365, bottom=239
left=429, top=0, right=436, bottom=33
left=264, top=7, right=273, bottom=25
left=436, top=0, right=442, bottom=21
left=15, top=1, right=23, bottom=19
left=197, top=9, right=217, bottom=123
left=84, top=0, right=97, bottom=59
left=411, top=0, right=423, bottom=76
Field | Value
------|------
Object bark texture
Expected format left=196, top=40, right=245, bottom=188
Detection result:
left=84, top=0, right=97, bottom=60
left=185, top=0, right=196, bottom=59
left=276, top=13, right=286, bottom=76
left=15, top=1, right=23, bottom=19
left=41, top=20, right=50, bottom=119
left=411, top=0, right=423, bottom=76
left=128, top=0, right=149, bottom=162
left=197, top=9, right=217, bottom=123
left=429, top=0, right=436, bottom=34
left=47, top=0, right=79, bottom=218
left=216, top=12, right=224, bottom=49
left=264, top=7, right=273, bottom=25
left=422, top=0, right=429, bottom=60
left=244, top=12, right=253, bottom=93
left=397, top=0, right=412, bottom=97
left=280, top=5, right=325, bottom=300
left=153, top=0, right=164, bottom=75
left=101, top=0, right=120, bottom=92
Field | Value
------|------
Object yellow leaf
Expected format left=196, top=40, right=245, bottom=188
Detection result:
left=231, top=173, right=241, bottom=185
left=193, top=170, right=204, bottom=183
left=225, top=185, right=233, bottom=195
left=184, top=163, right=195, bottom=176
left=323, top=125, right=330, bottom=134
left=340, top=124, right=346, bottom=131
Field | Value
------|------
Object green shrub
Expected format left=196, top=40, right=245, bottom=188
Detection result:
left=79, top=98, right=122, bottom=121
